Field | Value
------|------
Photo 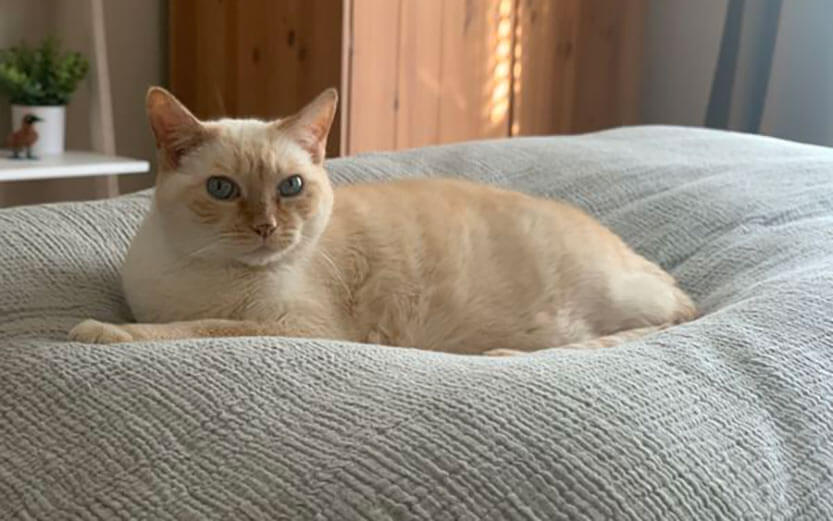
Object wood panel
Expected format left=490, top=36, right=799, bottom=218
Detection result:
left=169, top=0, right=343, bottom=157
left=395, top=0, right=444, bottom=149
left=170, top=0, right=646, bottom=155
left=339, top=0, right=353, bottom=154
left=512, top=0, right=577, bottom=135
left=512, top=0, right=646, bottom=135
left=169, top=0, right=229, bottom=119
left=347, top=0, right=401, bottom=154
left=439, top=0, right=512, bottom=142
left=348, top=0, right=516, bottom=154
left=570, top=0, right=646, bottom=132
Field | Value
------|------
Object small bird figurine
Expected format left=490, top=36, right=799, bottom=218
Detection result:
left=6, top=114, right=43, bottom=159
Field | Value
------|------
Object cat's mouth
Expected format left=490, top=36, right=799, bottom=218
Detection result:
left=237, top=244, right=283, bottom=266
left=236, top=237, right=298, bottom=266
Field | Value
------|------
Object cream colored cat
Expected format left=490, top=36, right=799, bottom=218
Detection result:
left=68, top=87, right=696, bottom=355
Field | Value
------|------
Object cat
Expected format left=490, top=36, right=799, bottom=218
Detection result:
left=69, top=87, right=696, bottom=355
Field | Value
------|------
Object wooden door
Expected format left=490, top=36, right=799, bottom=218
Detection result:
left=346, top=0, right=515, bottom=154
left=169, top=0, right=646, bottom=157
left=346, top=0, right=646, bottom=154
left=512, top=0, right=647, bottom=135
left=169, top=0, right=344, bottom=158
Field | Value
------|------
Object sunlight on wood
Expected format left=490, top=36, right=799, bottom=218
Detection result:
left=490, top=0, right=515, bottom=124
left=511, top=8, right=524, bottom=134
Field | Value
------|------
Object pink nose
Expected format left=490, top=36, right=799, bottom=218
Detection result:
left=252, top=223, right=276, bottom=238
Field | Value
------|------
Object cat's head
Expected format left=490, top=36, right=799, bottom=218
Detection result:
left=145, top=87, right=337, bottom=266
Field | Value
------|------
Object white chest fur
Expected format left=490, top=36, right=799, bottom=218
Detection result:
left=121, top=211, right=300, bottom=324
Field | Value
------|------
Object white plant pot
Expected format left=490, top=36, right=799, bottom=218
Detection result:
left=11, top=104, right=66, bottom=157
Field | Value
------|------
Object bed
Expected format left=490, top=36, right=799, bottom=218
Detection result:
left=1, top=126, right=832, bottom=520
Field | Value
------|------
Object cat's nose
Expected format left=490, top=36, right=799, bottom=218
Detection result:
left=252, top=223, right=276, bottom=238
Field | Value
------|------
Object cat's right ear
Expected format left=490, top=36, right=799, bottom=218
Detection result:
left=277, top=88, right=338, bottom=165
left=146, top=87, right=206, bottom=169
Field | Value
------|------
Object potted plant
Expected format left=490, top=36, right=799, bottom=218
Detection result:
left=0, top=37, right=88, bottom=157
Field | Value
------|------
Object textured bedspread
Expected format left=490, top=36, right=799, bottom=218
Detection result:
left=1, top=126, right=832, bottom=520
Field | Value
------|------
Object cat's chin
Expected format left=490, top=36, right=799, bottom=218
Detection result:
left=229, top=232, right=307, bottom=267
left=235, top=246, right=288, bottom=267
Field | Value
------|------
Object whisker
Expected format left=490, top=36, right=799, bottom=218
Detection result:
left=185, top=242, right=220, bottom=258
left=320, top=249, right=350, bottom=294
left=184, top=234, right=249, bottom=258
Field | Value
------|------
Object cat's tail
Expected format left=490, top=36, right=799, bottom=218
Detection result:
left=482, top=324, right=672, bottom=356
left=558, top=324, right=671, bottom=350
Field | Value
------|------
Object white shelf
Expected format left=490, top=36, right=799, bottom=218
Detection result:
left=0, top=150, right=150, bottom=182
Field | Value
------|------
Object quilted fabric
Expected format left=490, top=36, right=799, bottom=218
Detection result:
left=1, top=126, right=832, bottom=520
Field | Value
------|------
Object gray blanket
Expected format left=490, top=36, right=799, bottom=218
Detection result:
left=1, top=126, right=832, bottom=520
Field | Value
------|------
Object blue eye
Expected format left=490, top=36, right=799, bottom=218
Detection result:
left=278, top=174, right=304, bottom=197
left=206, top=176, right=240, bottom=200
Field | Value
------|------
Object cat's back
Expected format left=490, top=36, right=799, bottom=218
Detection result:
left=332, top=177, right=568, bottom=221
left=329, top=177, right=604, bottom=246
left=322, top=177, right=650, bottom=351
left=334, top=176, right=533, bottom=205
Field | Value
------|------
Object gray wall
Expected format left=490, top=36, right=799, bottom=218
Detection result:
left=640, top=0, right=727, bottom=127
left=0, top=0, right=164, bottom=206
left=641, top=0, right=833, bottom=148
left=760, top=0, right=833, bottom=146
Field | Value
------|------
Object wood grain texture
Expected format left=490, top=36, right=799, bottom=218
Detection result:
left=395, top=0, right=443, bottom=149
left=339, top=0, right=353, bottom=155
left=169, top=0, right=343, bottom=157
left=512, top=0, right=576, bottom=135
left=169, top=0, right=229, bottom=119
left=348, top=0, right=514, bottom=153
left=513, top=0, right=646, bottom=136
left=439, top=0, right=512, bottom=142
left=346, top=0, right=401, bottom=154
left=170, top=0, right=646, bottom=155
left=570, top=0, right=646, bottom=132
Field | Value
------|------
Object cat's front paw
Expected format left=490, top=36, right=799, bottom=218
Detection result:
left=69, top=319, right=134, bottom=344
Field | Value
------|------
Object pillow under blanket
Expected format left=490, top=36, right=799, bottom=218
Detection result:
left=1, top=126, right=832, bottom=520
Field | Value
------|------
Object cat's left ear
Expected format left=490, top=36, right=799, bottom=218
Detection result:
left=279, top=88, right=338, bottom=165
left=146, top=87, right=207, bottom=169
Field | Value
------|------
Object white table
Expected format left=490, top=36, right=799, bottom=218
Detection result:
left=0, top=150, right=149, bottom=183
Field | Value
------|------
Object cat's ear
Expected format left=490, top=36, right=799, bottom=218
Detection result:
left=279, top=88, right=338, bottom=164
left=146, top=86, right=207, bottom=169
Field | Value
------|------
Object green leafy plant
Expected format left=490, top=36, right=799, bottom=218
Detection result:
left=0, top=37, right=89, bottom=106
